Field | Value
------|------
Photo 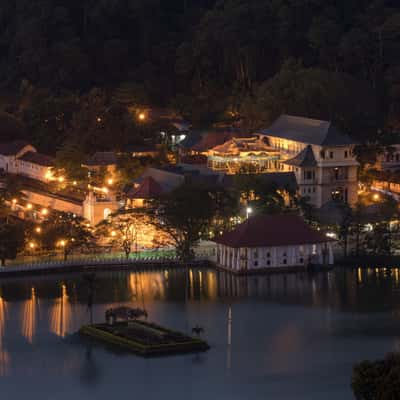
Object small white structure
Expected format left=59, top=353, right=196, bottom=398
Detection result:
left=214, top=214, right=334, bottom=273
left=17, top=151, right=54, bottom=182
left=0, top=141, right=55, bottom=182
left=0, top=141, right=36, bottom=174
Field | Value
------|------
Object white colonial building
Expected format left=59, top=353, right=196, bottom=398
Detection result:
left=214, top=214, right=334, bottom=273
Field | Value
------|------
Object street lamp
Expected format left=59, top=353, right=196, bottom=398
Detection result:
left=35, top=227, right=41, bottom=234
left=41, top=208, right=48, bottom=216
left=246, top=207, right=252, bottom=219
left=138, top=113, right=146, bottom=121
left=26, top=203, right=33, bottom=210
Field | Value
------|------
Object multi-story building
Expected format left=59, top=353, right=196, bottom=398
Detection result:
left=260, top=115, right=359, bottom=208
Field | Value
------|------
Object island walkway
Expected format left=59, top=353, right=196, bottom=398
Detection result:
left=0, top=253, right=212, bottom=278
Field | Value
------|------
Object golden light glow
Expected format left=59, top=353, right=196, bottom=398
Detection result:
left=107, top=178, right=113, bottom=185
left=102, top=187, right=108, bottom=194
left=73, top=181, right=77, bottom=186
left=26, top=203, right=33, bottom=210
left=58, top=176, right=64, bottom=183
left=50, top=284, right=71, bottom=338
left=0, top=297, right=9, bottom=377
left=59, top=240, right=66, bottom=247
left=22, top=288, right=37, bottom=344
left=29, top=242, right=35, bottom=249
left=138, top=112, right=146, bottom=121
left=41, top=208, right=48, bottom=216
left=111, top=231, right=117, bottom=237
left=373, top=193, right=380, bottom=201
left=11, top=198, right=17, bottom=204
left=35, top=227, right=41, bottom=234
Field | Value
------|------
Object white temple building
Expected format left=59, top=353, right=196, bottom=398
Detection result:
left=214, top=214, right=334, bottom=273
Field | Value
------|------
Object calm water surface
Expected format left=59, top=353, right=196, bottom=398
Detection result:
left=1, top=267, right=400, bottom=400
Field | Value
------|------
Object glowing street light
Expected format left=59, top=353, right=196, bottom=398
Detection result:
left=41, top=208, right=48, bottom=216
left=373, top=193, right=380, bottom=202
left=138, top=112, right=146, bottom=121
left=59, top=240, right=66, bottom=248
left=29, top=242, right=35, bottom=249
left=58, top=176, right=64, bottom=183
left=107, top=178, right=113, bottom=185
left=246, top=207, right=253, bottom=219
left=111, top=231, right=117, bottom=237
left=12, top=198, right=17, bottom=205
left=26, top=203, right=33, bottom=210
left=35, top=227, right=42, bottom=234
left=73, top=181, right=77, bottom=186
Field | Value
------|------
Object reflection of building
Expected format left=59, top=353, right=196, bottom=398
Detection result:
left=260, top=115, right=359, bottom=207
left=214, top=215, right=334, bottom=273
left=207, top=136, right=281, bottom=174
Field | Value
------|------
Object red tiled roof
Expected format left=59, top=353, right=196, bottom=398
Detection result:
left=0, top=140, right=31, bottom=156
left=128, top=176, right=163, bottom=199
left=19, top=151, right=54, bottom=166
left=214, top=214, right=333, bottom=248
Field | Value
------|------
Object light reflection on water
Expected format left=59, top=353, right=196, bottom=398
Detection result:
left=0, top=267, right=400, bottom=399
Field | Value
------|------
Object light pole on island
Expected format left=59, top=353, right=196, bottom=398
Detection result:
left=246, top=207, right=252, bottom=219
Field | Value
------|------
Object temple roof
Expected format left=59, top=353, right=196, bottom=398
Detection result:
left=261, top=115, right=355, bottom=146
left=214, top=214, right=332, bottom=248
left=211, top=136, right=276, bottom=155
left=284, top=145, right=317, bottom=167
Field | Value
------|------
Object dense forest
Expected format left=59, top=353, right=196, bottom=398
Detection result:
left=0, top=0, right=400, bottom=154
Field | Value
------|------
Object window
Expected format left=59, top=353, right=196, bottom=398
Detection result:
left=312, top=187, right=316, bottom=193
left=396, top=154, right=400, bottom=162
left=344, top=150, right=348, bottom=158
left=283, top=259, right=287, bottom=265
left=266, top=252, right=271, bottom=258
left=329, top=151, right=334, bottom=159
left=320, top=150, right=325, bottom=159
left=304, top=170, right=313, bottom=180
left=299, top=258, right=304, bottom=263
left=267, top=260, right=271, bottom=266
left=253, top=250, right=258, bottom=258
left=308, top=188, right=311, bottom=194
left=254, top=261, right=258, bottom=267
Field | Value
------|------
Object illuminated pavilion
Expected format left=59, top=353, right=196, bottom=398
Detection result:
left=206, top=135, right=281, bottom=174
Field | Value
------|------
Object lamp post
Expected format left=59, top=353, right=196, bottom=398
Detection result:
left=246, top=207, right=252, bottom=219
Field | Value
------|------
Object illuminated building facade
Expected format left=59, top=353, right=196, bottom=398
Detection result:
left=260, top=115, right=359, bottom=208
left=214, top=215, right=334, bottom=273
left=0, top=141, right=54, bottom=182
left=206, top=136, right=281, bottom=174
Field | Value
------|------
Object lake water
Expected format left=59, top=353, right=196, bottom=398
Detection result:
left=1, top=267, right=400, bottom=400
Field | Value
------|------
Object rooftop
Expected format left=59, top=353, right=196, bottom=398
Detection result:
left=127, top=176, right=163, bottom=199
left=214, top=214, right=332, bottom=248
left=284, top=145, right=317, bottom=167
left=261, top=115, right=355, bottom=146
left=210, top=136, right=276, bottom=155
left=18, top=151, right=54, bottom=167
